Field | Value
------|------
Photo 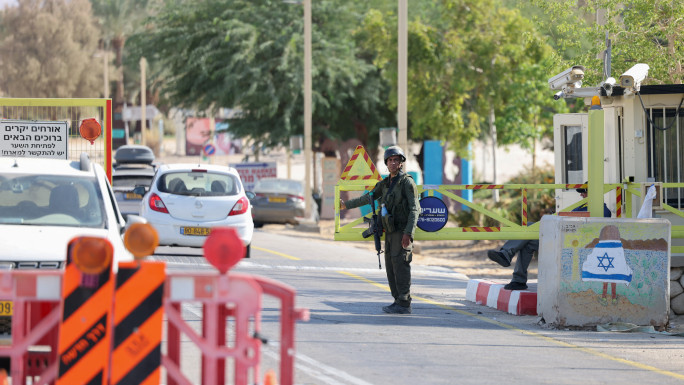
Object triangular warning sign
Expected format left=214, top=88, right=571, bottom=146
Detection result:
left=338, top=145, right=382, bottom=186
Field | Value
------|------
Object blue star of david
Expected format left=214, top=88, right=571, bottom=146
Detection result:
left=596, top=252, right=615, bottom=272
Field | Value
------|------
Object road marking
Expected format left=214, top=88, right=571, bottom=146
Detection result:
left=253, top=245, right=300, bottom=260
left=257, top=246, right=684, bottom=381
left=263, top=342, right=374, bottom=385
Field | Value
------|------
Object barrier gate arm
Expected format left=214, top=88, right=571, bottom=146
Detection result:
left=334, top=183, right=625, bottom=242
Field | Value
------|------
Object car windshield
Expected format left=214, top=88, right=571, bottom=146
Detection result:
left=254, top=179, right=302, bottom=195
left=0, top=174, right=106, bottom=228
left=157, top=171, right=240, bottom=196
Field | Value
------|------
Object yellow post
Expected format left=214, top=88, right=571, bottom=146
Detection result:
left=588, top=96, right=604, bottom=217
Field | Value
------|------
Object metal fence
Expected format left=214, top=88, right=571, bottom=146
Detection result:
left=0, top=98, right=113, bottom=180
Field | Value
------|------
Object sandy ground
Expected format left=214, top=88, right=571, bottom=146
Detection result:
left=263, top=220, right=537, bottom=281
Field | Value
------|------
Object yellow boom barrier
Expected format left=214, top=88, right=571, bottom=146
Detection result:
left=334, top=182, right=625, bottom=242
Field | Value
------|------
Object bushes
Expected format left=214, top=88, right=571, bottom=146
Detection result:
left=453, top=165, right=556, bottom=227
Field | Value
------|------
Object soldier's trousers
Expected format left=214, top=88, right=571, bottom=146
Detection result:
left=384, top=231, right=412, bottom=307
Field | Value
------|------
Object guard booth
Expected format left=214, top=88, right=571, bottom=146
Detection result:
left=554, top=84, right=684, bottom=267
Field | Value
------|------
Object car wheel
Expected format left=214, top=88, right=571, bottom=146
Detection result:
left=245, top=244, right=251, bottom=259
left=254, top=222, right=264, bottom=228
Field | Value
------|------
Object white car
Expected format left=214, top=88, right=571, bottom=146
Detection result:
left=0, top=154, right=138, bottom=269
left=138, top=163, right=254, bottom=256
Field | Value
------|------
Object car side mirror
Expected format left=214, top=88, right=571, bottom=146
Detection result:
left=245, top=191, right=256, bottom=201
left=133, top=186, right=146, bottom=196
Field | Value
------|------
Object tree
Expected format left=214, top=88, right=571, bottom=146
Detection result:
left=528, top=0, right=684, bottom=85
left=126, top=0, right=394, bottom=153
left=357, top=0, right=563, bottom=160
left=89, top=0, right=152, bottom=106
left=0, top=0, right=102, bottom=98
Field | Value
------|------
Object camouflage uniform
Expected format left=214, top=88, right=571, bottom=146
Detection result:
left=343, top=170, right=420, bottom=308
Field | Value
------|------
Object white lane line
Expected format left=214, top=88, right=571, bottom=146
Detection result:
left=162, top=260, right=468, bottom=278
left=262, top=342, right=375, bottom=385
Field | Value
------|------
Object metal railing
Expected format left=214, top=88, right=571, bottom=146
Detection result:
left=334, top=183, right=629, bottom=242
left=623, top=182, right=684, bottom=254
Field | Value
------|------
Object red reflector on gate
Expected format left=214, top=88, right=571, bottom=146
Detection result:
left=203, top=227, right=245, bottom=273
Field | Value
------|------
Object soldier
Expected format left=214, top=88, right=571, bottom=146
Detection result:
left=340, top=146, right=420, bottom=314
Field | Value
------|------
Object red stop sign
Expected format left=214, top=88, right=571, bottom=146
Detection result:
left=203, top=227, right=245, bottom=273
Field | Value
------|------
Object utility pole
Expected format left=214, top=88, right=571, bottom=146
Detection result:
left=304, top=0, right=312, bottom=219
left=397, top=0, right=408, bottom=152
left=140, top=57, right=147, bottom=146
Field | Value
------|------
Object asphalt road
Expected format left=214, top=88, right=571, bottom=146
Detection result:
left=153, top=227, right=684, bottom=385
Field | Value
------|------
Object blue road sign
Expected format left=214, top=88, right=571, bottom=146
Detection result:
left=203, top=144, right=216, bottom=156
left=417, top=196, right=448, bottom=232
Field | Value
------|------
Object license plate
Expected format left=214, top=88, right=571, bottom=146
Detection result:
left=125, top=193, right=143, bottom=200
left=0, top=301, right=12, bottom=316
left=180, top=227, right=211, bottom=236
left=269, top=197, right=287, bottom=203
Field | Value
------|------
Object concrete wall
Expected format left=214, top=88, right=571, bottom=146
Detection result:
left=538, top=216, right=670, bottom=327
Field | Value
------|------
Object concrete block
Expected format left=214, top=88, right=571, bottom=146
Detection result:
left=538, top=216, right=670, bottom=327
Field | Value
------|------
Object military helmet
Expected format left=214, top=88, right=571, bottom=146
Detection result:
left=384, top=146, right=406, bottom=165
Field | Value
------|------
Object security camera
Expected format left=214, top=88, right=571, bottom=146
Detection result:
left=619, top=63, right=649, bottom=91
left=548, top=66, right=586, bottom=91
left=601, top=77, right=616, bottom=96
left=553, top=91, right=564, bottom=100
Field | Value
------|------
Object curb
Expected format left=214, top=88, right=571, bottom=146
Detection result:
left=465, top=279, right=537, bottom=316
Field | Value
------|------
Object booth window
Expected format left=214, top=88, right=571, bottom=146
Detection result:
left=647, top=107, right=684, bottom=208
left=563, top=125, right=583, bottom=184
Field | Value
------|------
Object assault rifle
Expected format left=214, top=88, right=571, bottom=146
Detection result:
left=361, top=192, right=383, bottom=269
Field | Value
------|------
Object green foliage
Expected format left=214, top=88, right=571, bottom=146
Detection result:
left=90, top=0, right=153, bottom=105
left=126, top=0, right=394, bottom=149
left=356, top=0, right=566, bottom=157
left=527, top=0, right=684, bottom=85
left=0, top=0, right=103, bottom=98
left=454, top=164, right=556, bottom=227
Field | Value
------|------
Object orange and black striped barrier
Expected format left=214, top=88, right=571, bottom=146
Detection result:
left=57, top=237, right=115, bottom=385
left=111, top=261, right=165, bottom=385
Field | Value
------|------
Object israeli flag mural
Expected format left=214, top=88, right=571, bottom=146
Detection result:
left=581, top=225, right=633, bottom=284
left=581, top=240, right=633, bottom=283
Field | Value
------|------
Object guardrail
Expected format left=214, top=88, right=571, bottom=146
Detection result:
left=334, top=183, right=629, bottom=241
